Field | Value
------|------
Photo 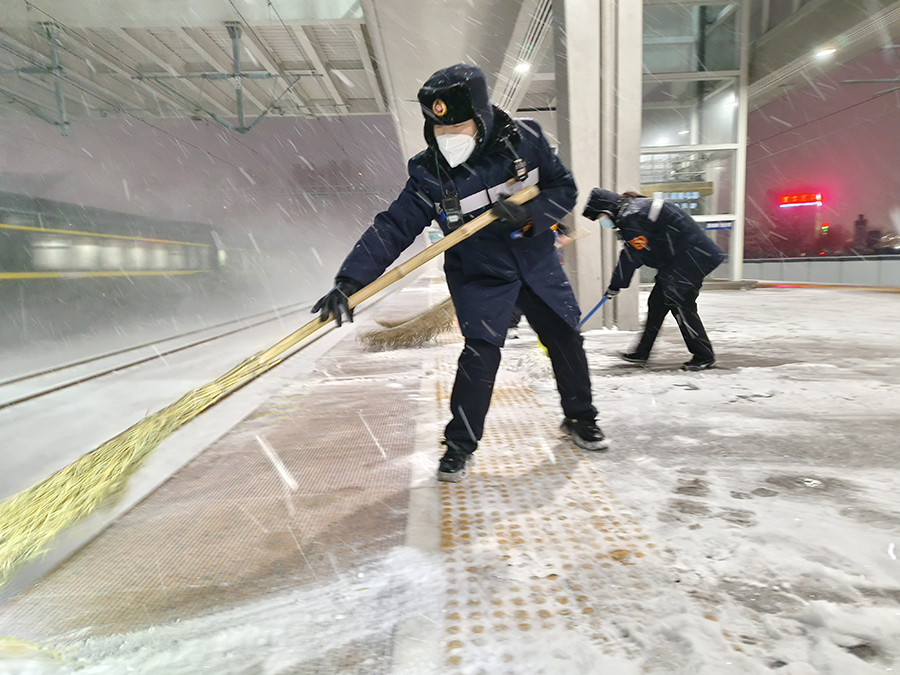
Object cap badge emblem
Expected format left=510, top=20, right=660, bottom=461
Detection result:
left=432, top=99, right=447, bottom=117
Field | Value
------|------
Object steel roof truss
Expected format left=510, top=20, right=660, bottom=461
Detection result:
left=114, top=27, right=234, bottom=116
left=352, top=24, right=384, bottom=112
left=177, top=26, right=269, bottom=113
left=237, top=23, right=309, bottom=112
left=0, top=79, right=67, bottom=129
left=0, top=26, right=148, bottom=132
left=287, top=24, right=347, bottom=111
left=61, top=28, right=185, bottom=116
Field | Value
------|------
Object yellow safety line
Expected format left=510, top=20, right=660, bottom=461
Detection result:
left=0, top=222, right=211, bottom=248
left=756, top=281, right=900, bottom=293
left=0, top=270, right=210, bottom=280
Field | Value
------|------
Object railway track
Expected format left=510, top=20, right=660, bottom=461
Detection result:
left=0, top=301, right=315, bottom=411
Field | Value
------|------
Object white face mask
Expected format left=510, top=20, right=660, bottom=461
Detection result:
left=436, top=133, right=476, bottom=167
left=599, top=214, right=616, bottom=229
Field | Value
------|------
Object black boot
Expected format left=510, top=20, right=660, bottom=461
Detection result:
left=619, top=351, right=649, bottom=365
left=681, top=356, right=717, bottom=371
left=438, top=444, right=473, bottom=482
left=560, top=418, right=609, bottom=451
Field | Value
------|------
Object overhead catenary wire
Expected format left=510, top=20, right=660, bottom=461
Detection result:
left=4, top=0, right=370, bottom=199
left=6, top=2, right=293, bottom=163
left=0, top=38, right=246, bottom=171
left=264, top=0, right=358, bottom=156
left=747, top=88, right=900, bottom=160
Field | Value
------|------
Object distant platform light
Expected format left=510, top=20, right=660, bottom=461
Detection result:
left=780, top=192, right=823, bottom=208
left=816, top=48, right=836, bottom=58
left=678, top=129, right=690, bottom=135
left=514, top=63, right=531, bottom=73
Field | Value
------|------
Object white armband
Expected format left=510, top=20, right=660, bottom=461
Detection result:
left=648, top=197, right=664, bottom=222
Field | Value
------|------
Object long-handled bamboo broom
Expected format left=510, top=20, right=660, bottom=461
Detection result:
left=357, top=221, right=591, bottom=351
left=0, top=185, right=539, bottom=586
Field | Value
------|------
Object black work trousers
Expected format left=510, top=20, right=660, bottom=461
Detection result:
left=443, top=284, right=596, bottom=453
left=634, top=278, right=714, bottom=361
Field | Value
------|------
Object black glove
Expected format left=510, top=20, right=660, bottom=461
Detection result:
left=491, top=195, right=530, bottom=233
left=311, top=277, right=362, bottom=326
left=605, top=288, right=620, bottom=298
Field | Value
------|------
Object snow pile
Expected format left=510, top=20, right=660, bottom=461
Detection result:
left=1, top=547, right=444, bottom=675
left=551, top=288, right=900, bottom=674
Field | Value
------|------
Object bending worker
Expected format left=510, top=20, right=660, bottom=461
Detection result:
left=583, top=188, right=725, bottom=371
left=312, top=63, right=607, bottom=483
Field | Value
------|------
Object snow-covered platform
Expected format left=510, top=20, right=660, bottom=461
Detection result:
left=1, top=272, right=899, bottom=674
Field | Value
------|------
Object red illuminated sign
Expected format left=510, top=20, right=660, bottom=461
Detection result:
left=779, top=193, right=823, bottom=208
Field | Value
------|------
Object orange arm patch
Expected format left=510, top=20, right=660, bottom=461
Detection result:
left=629, top=235, right=649, bottom=250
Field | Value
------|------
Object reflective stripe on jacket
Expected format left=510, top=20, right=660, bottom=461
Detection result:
left=338, top=107, right=579, bottom=344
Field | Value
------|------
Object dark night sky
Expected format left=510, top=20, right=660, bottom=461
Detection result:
left=746, top=46, right=900, bottom=252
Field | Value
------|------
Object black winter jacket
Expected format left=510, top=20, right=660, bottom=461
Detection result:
left=608, top=197, right=725, bottom=292
left=337, top=106, right=579, bottom=345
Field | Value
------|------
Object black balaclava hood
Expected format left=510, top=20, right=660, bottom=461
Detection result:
left=583, top=188, right=624, bottom=221
left=417, top=64, right=494, bottom=157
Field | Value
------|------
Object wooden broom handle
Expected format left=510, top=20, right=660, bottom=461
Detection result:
left=256, top=184, right=539, bottom=363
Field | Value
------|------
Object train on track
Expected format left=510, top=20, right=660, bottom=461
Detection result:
left=0, top=191, right=229, bottom=278
left=0, top=191, right=259, bottom=350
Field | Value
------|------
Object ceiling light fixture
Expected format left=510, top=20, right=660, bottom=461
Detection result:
left=514, top=63, right=531, bottom=73
left=816, top=48, right=836, bottom=58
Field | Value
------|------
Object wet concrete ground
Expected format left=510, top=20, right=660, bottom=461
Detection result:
left=0, top=274, right=898, bottom=674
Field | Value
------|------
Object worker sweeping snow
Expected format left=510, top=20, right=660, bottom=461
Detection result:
left=583, top=188, right=726, bottom=371
left=312, top=63, right=607, bottom=483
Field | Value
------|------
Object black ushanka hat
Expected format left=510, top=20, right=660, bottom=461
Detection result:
left=418, top=82, right=476, bottom=125
left=417, top=64, right=494, bottom=155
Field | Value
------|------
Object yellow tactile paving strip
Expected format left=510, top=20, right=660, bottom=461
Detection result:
left=433, top=352, right=657, bottom=670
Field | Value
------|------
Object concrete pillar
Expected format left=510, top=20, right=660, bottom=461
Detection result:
left=553, top=0, right=642, bottom=331
left=608, top=0, right=642, bottom=330
left=552, top=0, right=603, bottom=327
left=732, top=0, right=751, bottom=281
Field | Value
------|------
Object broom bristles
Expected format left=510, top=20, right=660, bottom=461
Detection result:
left=0, top=296, right=455, bottom=581
left=373, top=316, right=409, bottom=329
left=0, top=353, right=274, bottom=584
left=359, top=297, right=456, bottom=351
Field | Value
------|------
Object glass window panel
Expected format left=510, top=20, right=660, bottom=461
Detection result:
left=639, top=149, right=735, bottom=215
left=642, top=79, right=738, bottom=146
left=704, top=5, right=740, bottom=71
left=706, top=227, right=732, bottom=279
left=644, top=3, right=739, bottom=73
